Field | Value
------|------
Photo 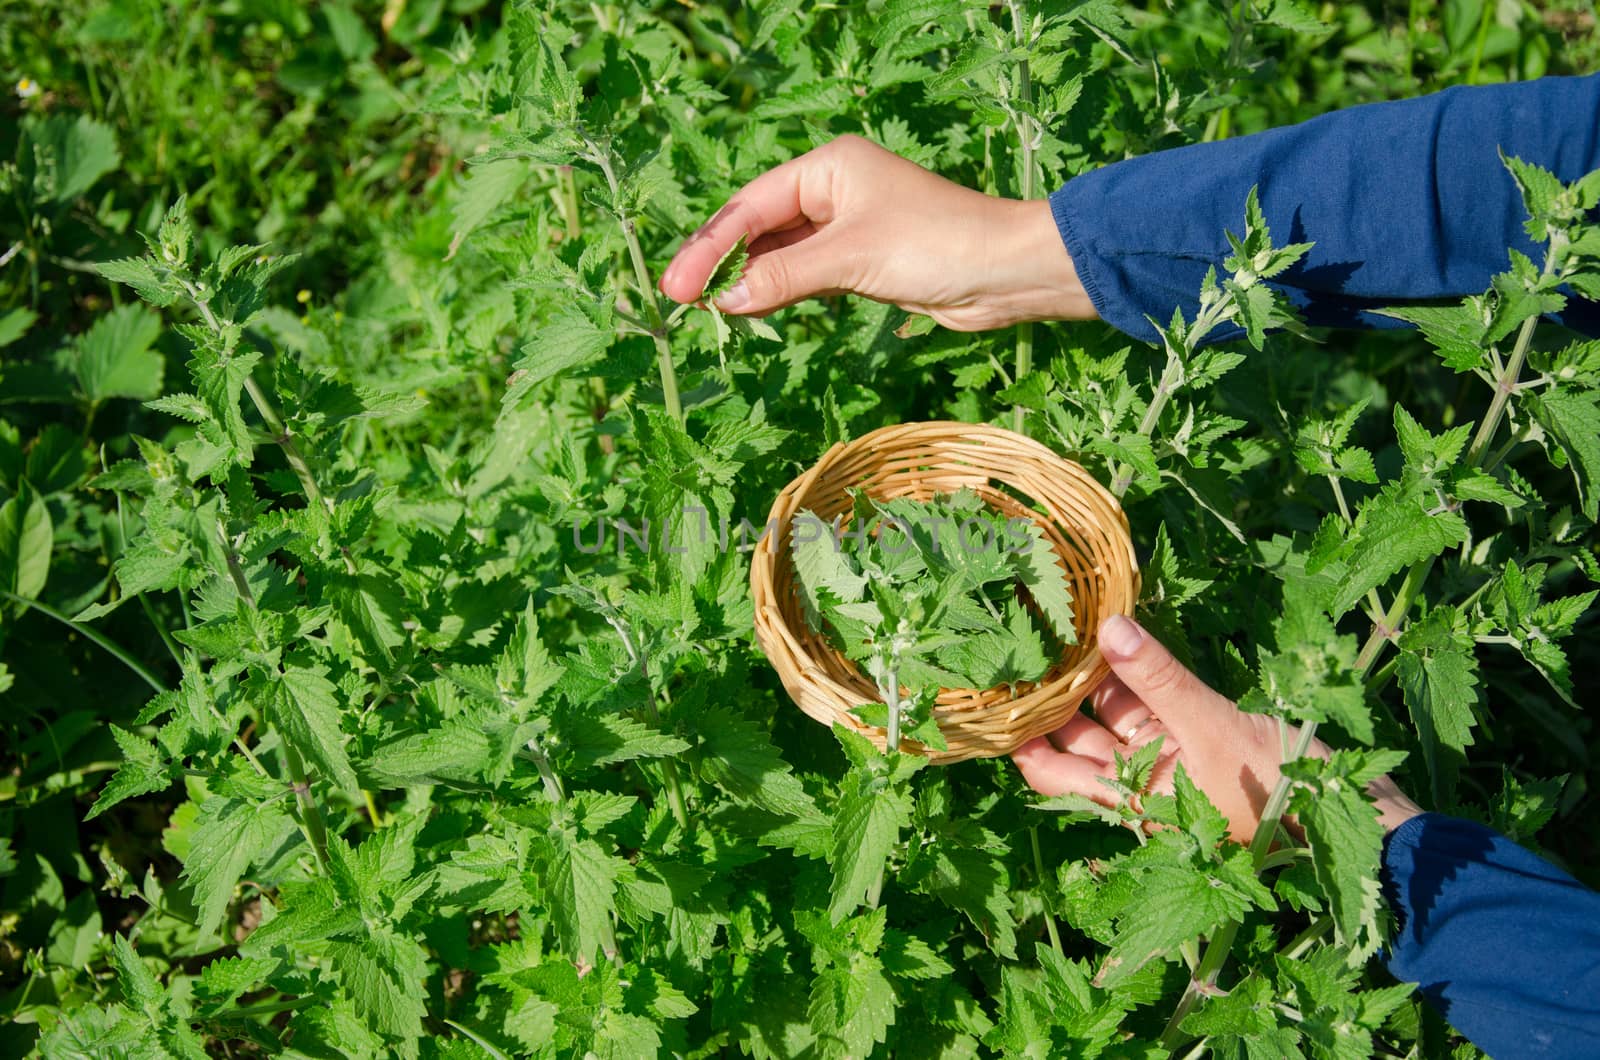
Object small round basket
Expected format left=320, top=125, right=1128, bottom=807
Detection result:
left=751, top=421, right=1140, bottom=764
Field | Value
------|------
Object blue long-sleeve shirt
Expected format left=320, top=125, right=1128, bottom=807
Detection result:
left=1383, top=815, right=1600, bottom=1058
left=1049, top=78, right=1600, bottom=1056
left=1050, top=74, right=1600, bottom=344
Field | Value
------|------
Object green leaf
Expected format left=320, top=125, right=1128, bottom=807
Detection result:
left=1332, top=483, right=1468, bottom=618
left=1011, top=520, right=1077, bottom=645
left=1284, top=750, right=1406, bottom=960
left=1242, top=588, right=1371, bottom=742
left=695, top=706, right=817, bottom=817
left=87, top=727, right=172, bottom=819
left=792, top=510, right=868, bottom=624
left=1095, top=845, right=1269, bottom=987
left=1397, top=607, right=1478, bottom=803
left=503, top=309, right=614, bottom=408
left=327, top=928, right=429, bottom=1043
left=269, top=664, right=360, bottom=794
left=111, top=934, right=163, bottom=1015
left=0, top=483, right=53, bottom=601
left=449, top=158, right=531, bottom=258
left=827, top=764, right=911, bottom=924
left=75, top=304, right=165, bottom=402
left=97, top=256, right=182, bottom=307
left=182, top=792, right=296, bottom=937
left=27, top=114, right=121, bottom=204
left=808, top=954, right=897, bottom=1058
left=1527, top=388, right=1600, bottom=520
left=544, top=833, right=621, bottom=964
left=704, top=235, right=751, bottom=302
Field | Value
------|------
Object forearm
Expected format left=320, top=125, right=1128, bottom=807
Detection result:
left=1050, top=75, right=1600, bottom=344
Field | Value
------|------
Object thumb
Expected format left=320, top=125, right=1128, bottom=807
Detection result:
left=714, top=238, right=842, bottom=316
left=1097, top=615, right=1236, bottom=738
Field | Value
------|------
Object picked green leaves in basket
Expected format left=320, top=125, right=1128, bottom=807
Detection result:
left=792, top=488, right=1078, bottom=709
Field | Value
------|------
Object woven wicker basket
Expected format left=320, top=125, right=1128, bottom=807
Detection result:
left=751, top=421, right=1140, bottom=764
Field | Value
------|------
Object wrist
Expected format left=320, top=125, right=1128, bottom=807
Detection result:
left=990, top=198, right=1097, bottom=324
left=1369, top=775, right=1424, bottom=834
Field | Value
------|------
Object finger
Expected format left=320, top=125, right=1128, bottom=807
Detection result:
left=660, top=152, right=833, bottom=303
left=1097, top=615, right=1236, bottom=743
left=719, top=236, right=847, bottom=315
left=1013, top=737, right=1117, bottom=803
left=1089, top=681, right=1151, bottom=740
left=1047, top=714, right=1119, bottom=761
left=749, top=220, right=819, bottom=256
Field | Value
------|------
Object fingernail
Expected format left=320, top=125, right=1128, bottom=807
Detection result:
left=716, top=281, right=750, bottom=312
left=1099, top=614, right=1144, bottom=658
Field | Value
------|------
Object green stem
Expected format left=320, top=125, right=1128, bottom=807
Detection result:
left=1279, top=914, right=1333, bottom=960
left=525, top=734, right=566, bottom=803
left=1159, top=721, right=1319, bottom=1050
left=186, top=285, right=325, bottom=508
left=594, top=148, right=683, bottom=425
left=1030, top=825, right=1064, bottom=954
left=1009, top=0, right=1037, bottom=433
left=281, top=741, right=332, bottom=873
left=1, top=590, right=168, bottom=694
left=868, top=666, right=905, bottom=911
left=1466, top=0, right=1494, bottom=85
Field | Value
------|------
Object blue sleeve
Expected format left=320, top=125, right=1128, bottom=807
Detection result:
left=1050, top=75, right=1600, bottom=345
left=1381, top=813, right=1600, bottom=1058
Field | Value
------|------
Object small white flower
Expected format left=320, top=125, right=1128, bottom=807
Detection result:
left=16, top=77, right=40, bottom=99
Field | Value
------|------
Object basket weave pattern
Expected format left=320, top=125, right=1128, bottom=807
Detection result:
left=751, top=422, right=1141, bottom=764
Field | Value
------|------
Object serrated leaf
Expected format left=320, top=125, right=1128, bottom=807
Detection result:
left=695, top=706, right=816, bottom=817
left=182, top=793, right=295, bottom=937
left=1012, top=520, right=1077, bottom=644
left=87, top=727, right=171, bottom=819
left=269, top=664, right=360, bottom=794
left=827, top=765, right=910, bottom=924
left=74, top=304, right=165, bottom=402
left=544, top=834, right=621, bottom=963
left=1284, top=750, right=1405, bottom=960
left=1332, top=484, right=1468, bottom=618
left=1528, top=388, right=1600, bottom=520
left=327, top=929, right=429, bottom=1042
left=503, top=310, right=613, bottom=407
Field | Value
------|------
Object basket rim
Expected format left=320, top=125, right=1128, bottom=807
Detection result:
left=749, top=419, right=1141, bottom=763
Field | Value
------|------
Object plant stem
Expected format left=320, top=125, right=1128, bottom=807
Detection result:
left=1279, top=914, right=1332, bottom=960
left=557, top=165, right=581, bottom=241
left=1353, top=242, right=1559, bottom=673
left=1030, top=824, right=1064, bottom=954
left=868, top=666, right=906, bottom=912
left=525, top=735, right=566, bottom=803
left=281, top=740, right=332, bottom=873
left=884, top=669, right=902, bottom=753
left=185, top=284, right=326, bottom=508
left=1159, top=721, right=1319, bottom=1049
left=593, top=148, right=683, bottom=425
left=1, top=590, right=168, bottom=694
left=1009, top=0, right=1037, bottom=433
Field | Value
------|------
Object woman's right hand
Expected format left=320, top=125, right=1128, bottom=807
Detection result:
left=1013, top=615, right=1424, bottom=843
left=659, top=135, right=1098, bottom=331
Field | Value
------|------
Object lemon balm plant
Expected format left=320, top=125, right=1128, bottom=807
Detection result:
left=1, top=1, right=1598, bottom=1058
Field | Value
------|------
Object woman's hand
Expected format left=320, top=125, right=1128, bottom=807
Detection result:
left=659, top=135, right=1097, bottom=330
left=1013, top=615, right=1423, bottom=843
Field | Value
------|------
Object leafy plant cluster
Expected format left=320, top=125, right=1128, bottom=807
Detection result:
left=792, top=487, right=1081, bottom=743
left=1, top=2, right=1596, bottom=1058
